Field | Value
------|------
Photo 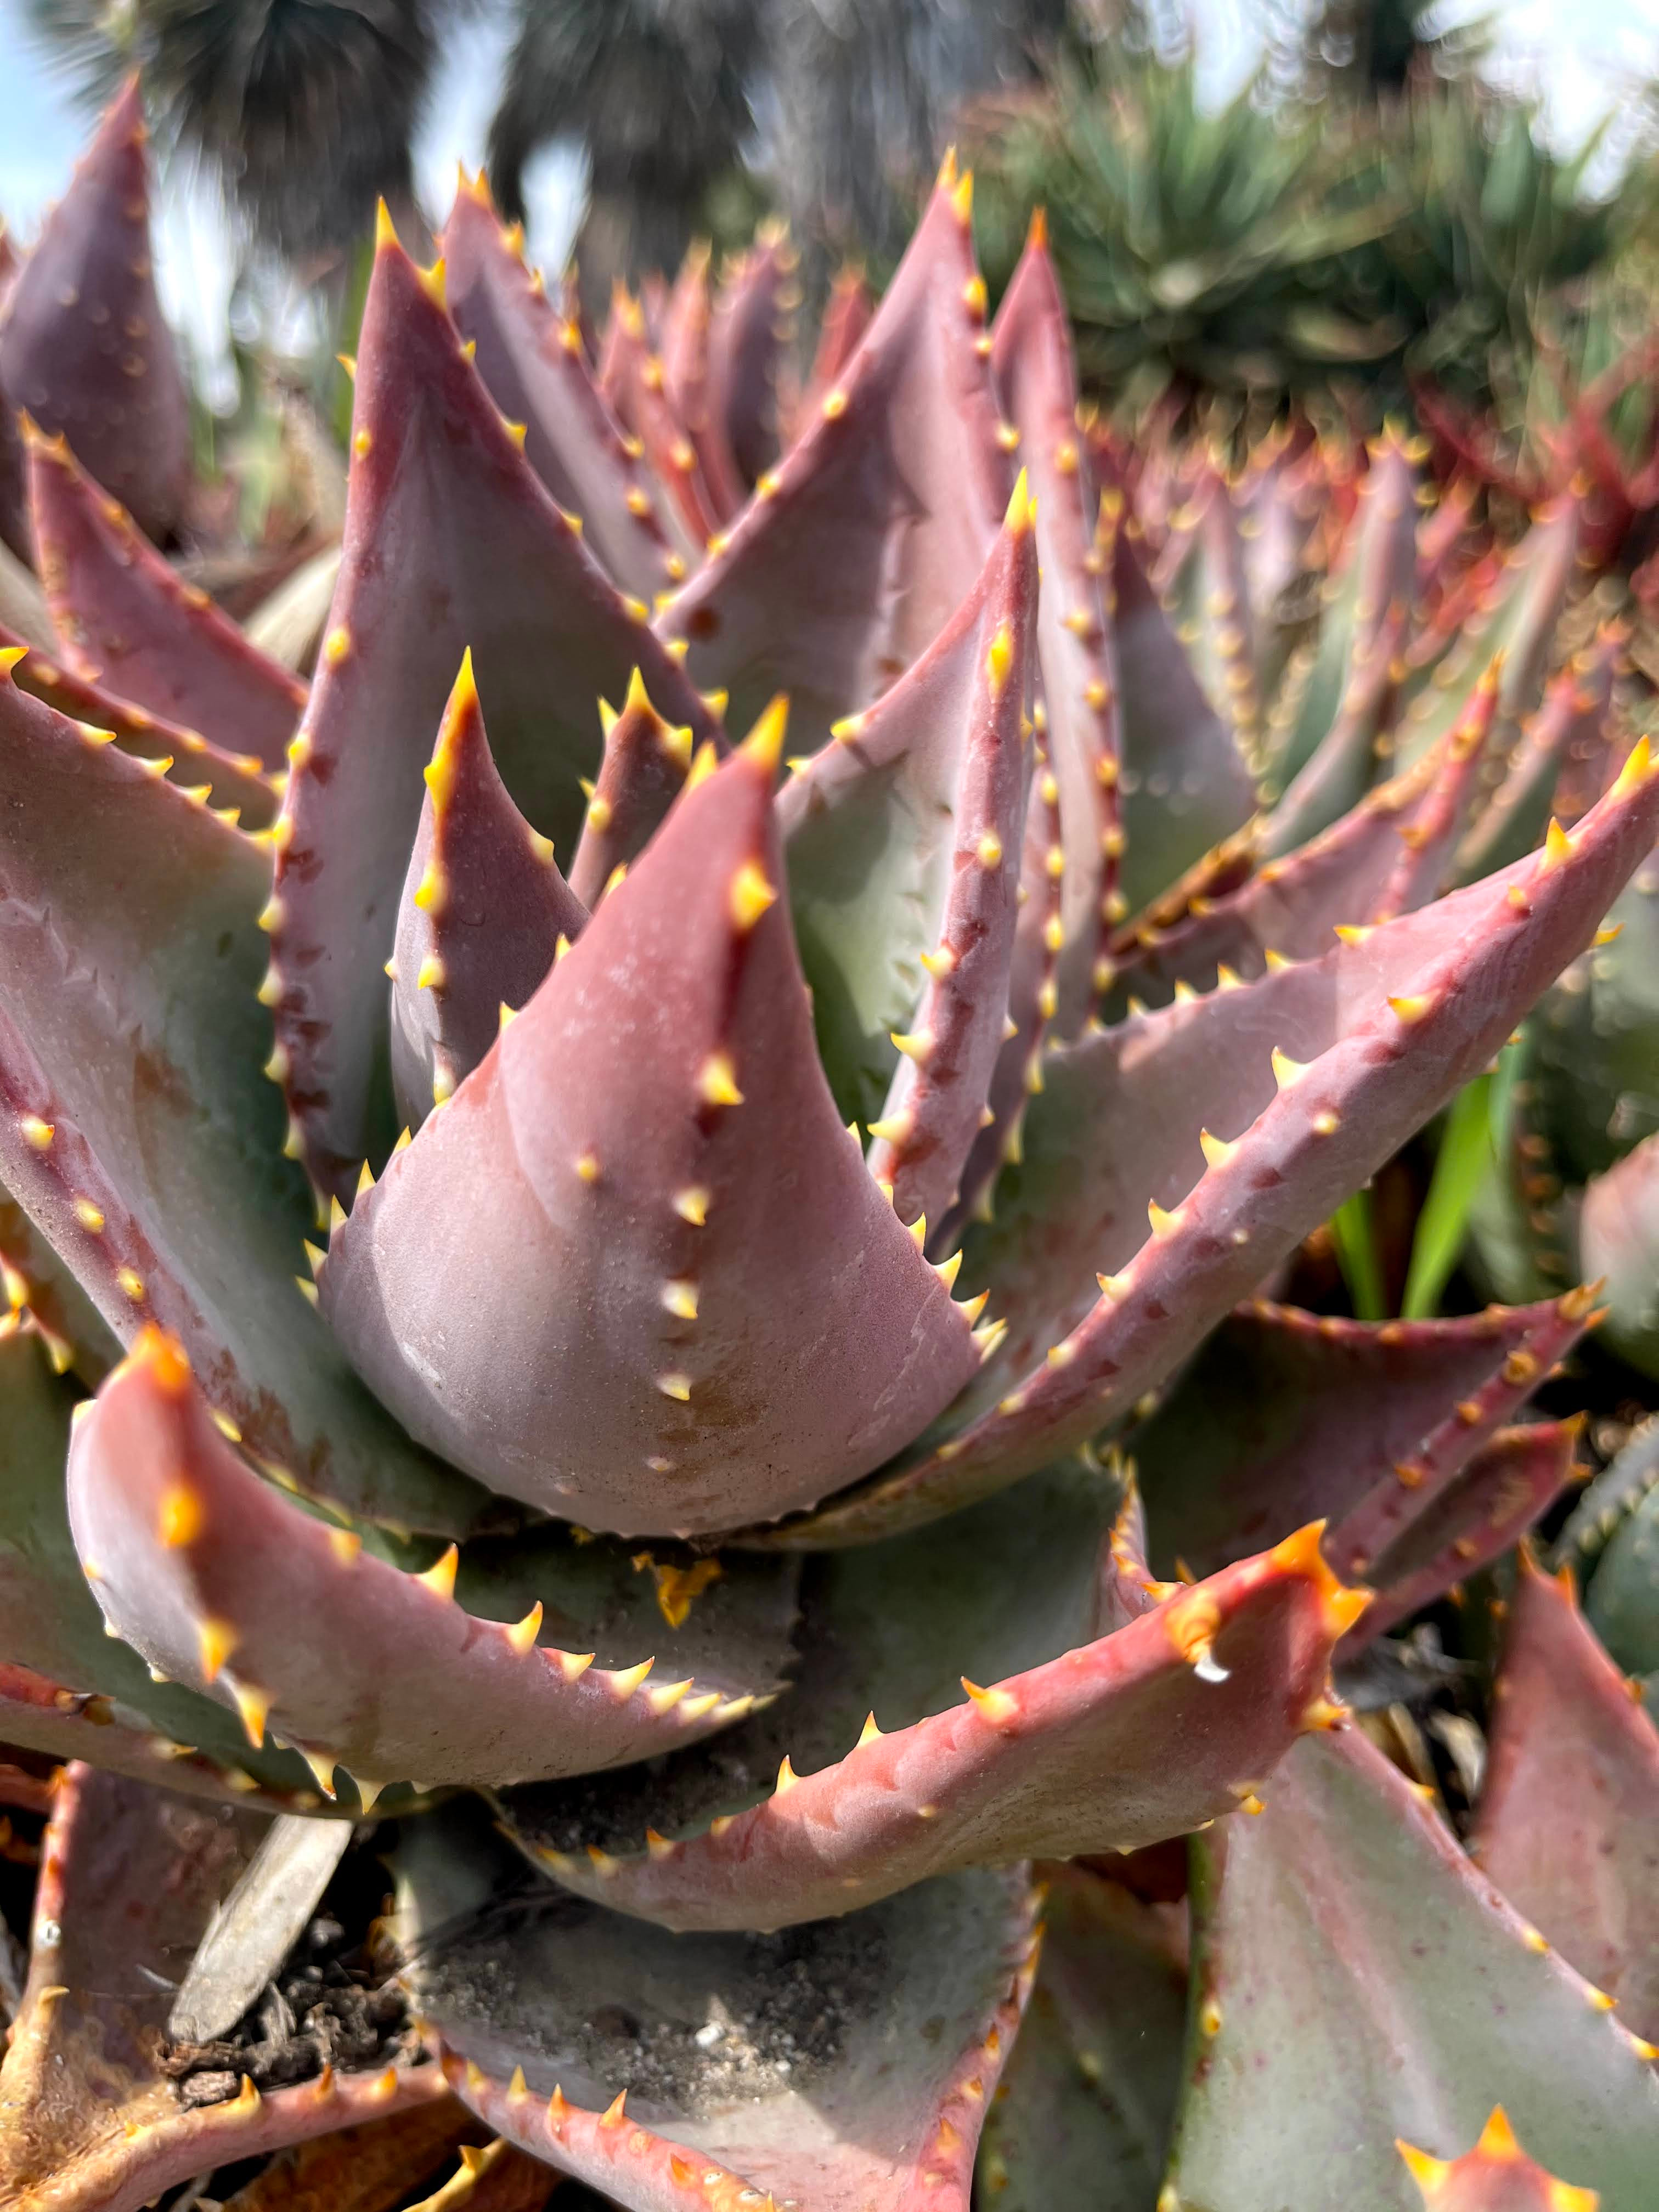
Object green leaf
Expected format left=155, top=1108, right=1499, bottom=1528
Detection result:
left=1402, top=1075, right=1494, bottom=1318
left=1330, top=1187, right=1386, bottom=1321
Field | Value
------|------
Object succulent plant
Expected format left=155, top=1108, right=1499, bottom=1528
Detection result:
left=2, top=83, right=1659, bottom=2212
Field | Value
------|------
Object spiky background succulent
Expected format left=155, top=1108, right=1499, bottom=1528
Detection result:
left=1, top=77, right=1658, bottom=2212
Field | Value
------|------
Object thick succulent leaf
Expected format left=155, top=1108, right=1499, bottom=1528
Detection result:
left=0, top=623, right=279, bottom=825
left=932, top=732, right=1067, bottom=1251
left=765, top=744, right=1659, bottom=1547
left=398, top=1797, right=1036, bottom=2212
left=1260, top=434, right=1418, bottom=812
left=655, top=165, right=1011, bottom=752
left=1112, top=511, right=1258, bottom=917
left=439, top=179, right=684, bottom=598
left=1469, top=1548, right=1659, bottom=2042
left=26, top=427, right=306, bottom=769
left=792, top=264, right=874, bottom=442
left=1455, top=626, right=1621, bottom=884
left=1131, top=1295, right=1587, bottom=1583
left=503, top=1519, right=1360, bottom=1931
left=0, top=1314, right=328, bottom=1806
left=1394, top=493, right=1581, bottom=775
left=1, top=1171, right=120, bottom=1380
left=0, top=1657, right=335, bottom=1814
left=1579, top=1132, right=1659, bottom=1378
left=990, top=223, right=1122, bottom=1030
left=0, top=79, right=189, bottom=543
left=188, top=2100, right=487, bottom=2212
left=0, top=1764, right=447, bottom=2212
left=1260, top=597, right=1406, bottom=860
left=0, top=663, right=490, bottom=1536
left=1160, top=1728, right=1659, bottom=2212
left=660, top=242, right=745, bottom=525
left=597, top=283, right=721, bottom=560
left=1395, top=2107, right=1602, bottom=2212
left=1109, top=715, right=1488, bottom=1015
left=1346, top=1421, right=1582, bottom=1646
left=1582, top=1451, right=1659, bottom=1688
left=779, top=489, right=1035, bottom=1130
left=779, top=483, right=1035, bottom=1211
left=504, top=1462, right=1112, bottom=1866
left=1160, top=467, right=1263, bottom=753
left=505, top=1462, right=1120, bottom=1894
left=270, top=218, right=717, bottom=1199
left=68, top=1329, right=799, bottom=1798
left=567, top=668, right=695, bottom=909
left=1366, top=659, right=1504, bottom=921
left=1233, top=427, right=1322, bottom=633
left=706, top=224, right=794, bottom=488
left=322, top=721, right=980, bottom=1537
left=976, top=1866, right=1187, bottom=2212
left=1557, top=1413, right=1659, bottom=1586
left=389, top=656, right=588, bottom=1128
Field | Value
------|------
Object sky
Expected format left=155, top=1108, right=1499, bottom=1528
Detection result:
left=1, top=0, right=1656, bottom=400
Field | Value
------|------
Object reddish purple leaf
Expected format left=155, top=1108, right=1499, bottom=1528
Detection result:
left=567, top=667, right=696, bottom=910
left=67, top=1330, right=797, bottom=1797
left=656, top=161, right=1011, bottom=750
left=389, top=656, right=587, bottom=1128
left=990, top=217, right=1122, bottom=1031
left=439, top=177, right=685, bottom=598
left=1163, top=1726, right=1659, bottom=2210
left=781, top=479, right=1037, bottom=1223
left=512, top=1523, right=1362, bottom=1931
left=1133, top=1295, right=1589, bottom=1582
left=0, top=660, right=487, bottom=1538
left=659, top=240, right=745, bottom=524
left=26, top=425, right=305, bottom=769
left=1345, top=1420, right=1582, bottom=1646
left=397, top=1799, right=1037, bottom=2212
left=706, top=222, right=795, bottom=487
left=759, top=739, right=1659, bottom=1547
left=1470, top=1547, right=1659, bottom=2041
left=0, top=624, right=279, bottom=826
left=269, top=213, right=718, bottom=1198
left=320, top=716, right=981, bottom=1537
left=0, top=78, right=189, bottom=544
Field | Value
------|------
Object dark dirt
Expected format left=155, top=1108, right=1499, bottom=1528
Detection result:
left=161, top=1836, right=422, bottom=2107
left=161, top=1918, right=417, bottom=2106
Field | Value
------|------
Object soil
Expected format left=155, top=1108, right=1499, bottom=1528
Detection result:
left=418, top=1883, right=889, bottom=2118
left=161, top=1833, right=422, bottom=2107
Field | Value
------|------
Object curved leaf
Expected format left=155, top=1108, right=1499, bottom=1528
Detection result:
left=1160, top=1728, right=1659, bottom=2211
left=269, top=214, right=717, bottom=1198
left=656, top=162, right=1012, bottom=752
left=397, top=1798, right=1036, bottom=2212
left=68, top=1329, right=800, bottom=1799
left=26, top=426, right=305, bottom=770
left=0, top=662, right=489, bottom=1536
left=388, top=656, right=586, bottom=1128
left=0, top=78, right=189, bottom=543
left=321, top=718, right=980, bottom=1537
left=1471, top=1547, right=1659, bottom=2041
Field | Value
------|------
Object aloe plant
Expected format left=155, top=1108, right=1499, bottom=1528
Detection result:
left=1, top=85, right=1657, bottom=2212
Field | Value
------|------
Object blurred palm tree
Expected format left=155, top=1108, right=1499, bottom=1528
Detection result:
left=24, top=0, right=1065, bottom=309
left=24, top=1, right=451, bottom=272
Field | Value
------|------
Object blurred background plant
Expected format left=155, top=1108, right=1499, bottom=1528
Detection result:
left=18, top=3, right=1659, bottom=438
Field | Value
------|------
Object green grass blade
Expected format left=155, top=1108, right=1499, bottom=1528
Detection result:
left=1331, top=1187, right=1387, bottom=1322
left=1402, top=1074, right=1496, bottom=1319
